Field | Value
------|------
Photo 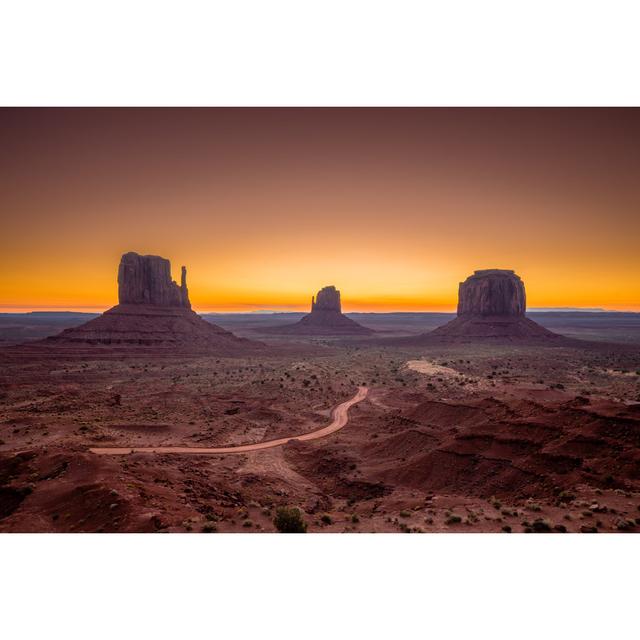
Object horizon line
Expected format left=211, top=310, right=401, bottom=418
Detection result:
left=1, top=305, right=638, bottom=314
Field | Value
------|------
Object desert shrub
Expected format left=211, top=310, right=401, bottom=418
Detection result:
left=445, top=515, right=462, bottom=525
left=557, top=490, right=576, bottom=503
left=399, top=510, right=411, bottom=518
left=274, top=507, right=307, bottom=533
left=531, top=518, right=552, bottom=533
left=501, top=525, right=512, bottom=533
left=615, top=519, right=635, bottom=531
left=351, top=514, right=360, bottom=524
left=202, top=524, right=217, bottom=533
left=320, top=514, right=332, bottom=525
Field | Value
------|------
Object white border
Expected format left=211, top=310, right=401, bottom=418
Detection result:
left=1, top=1, right=640, bottom=106
left=1, top=534, right=638, bottom=639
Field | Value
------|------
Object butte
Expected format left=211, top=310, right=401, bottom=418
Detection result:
left=45, top=252, right=263, bottom=353
left=264, top=285, right=373, bottom=336
left=383, top=269, right=562, bottom=345
left=430, top=269, right=559, bottom=339
left=430, top=269, right=560, bottom=339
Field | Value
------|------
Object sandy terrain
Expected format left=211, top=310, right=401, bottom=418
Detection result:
left=89, top=386, right=368, bottom=454
left=1, top=315, right=640, bottom=533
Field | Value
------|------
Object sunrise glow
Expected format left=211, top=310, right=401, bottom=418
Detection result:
left=1, top=108, right=639, bottom=312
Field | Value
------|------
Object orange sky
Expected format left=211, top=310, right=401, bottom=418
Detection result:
left=1, top=108, right=639, bottom=313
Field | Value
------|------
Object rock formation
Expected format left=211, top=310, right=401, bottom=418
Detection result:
left=457, top=269, right=525, bottom=317
left=118, top=252, right=190, bottom=308
left=46, top=252, right=262, bottom=352
left=265, top=285, right=373, bottom=335
left=311, top=286, right=341, bottom=313
left=430, top=269, right=558, bottom=339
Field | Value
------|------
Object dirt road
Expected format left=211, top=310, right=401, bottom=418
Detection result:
left=90, top=386, right=368, bottom=455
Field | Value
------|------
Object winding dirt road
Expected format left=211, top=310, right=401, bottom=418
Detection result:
left=90, top=386, right=368, bottom=456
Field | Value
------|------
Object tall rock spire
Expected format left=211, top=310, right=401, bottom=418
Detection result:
left=180, top=265, right=191, bottom=309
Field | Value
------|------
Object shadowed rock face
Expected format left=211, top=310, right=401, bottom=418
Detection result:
left=458, top=269, right=526, bottom=317
left=118, top=252, right=190, bottom=308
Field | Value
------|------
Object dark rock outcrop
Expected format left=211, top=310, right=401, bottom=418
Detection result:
left=431, top=268, right=558, bottom=340
left=118, top=252, right=190, bottom=308
left=264, top=285, right=373, bottom=336
left=457, top=269, right=525, bottom=317
left=45, top=252, right=263, bottom=353
left=311, top=286, right=341, bottom=313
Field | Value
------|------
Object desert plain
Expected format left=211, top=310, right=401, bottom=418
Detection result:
left=2, top=310, right=640, bottom=533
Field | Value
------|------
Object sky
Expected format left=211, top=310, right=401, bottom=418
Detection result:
left=1, top=108, right=639, bottom=313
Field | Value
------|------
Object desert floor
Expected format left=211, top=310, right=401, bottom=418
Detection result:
left=1, top=314, right=640, bottom=533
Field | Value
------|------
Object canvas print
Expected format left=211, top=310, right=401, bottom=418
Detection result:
left=1, top=107, right=639, bottom=533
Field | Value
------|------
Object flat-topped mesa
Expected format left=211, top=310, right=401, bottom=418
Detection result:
left=311, top=285, right=341, bottom=313
left=118, top=252, right=191, bottom=309
left=427, top=268, right=559, bottom=340
left=457, top=269, right=525, bottom=317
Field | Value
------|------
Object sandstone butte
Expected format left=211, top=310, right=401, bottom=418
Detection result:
left=264, top=285, right=373, bottom=336
left=45, top=252, right=263, bottom=353
left=430, top=269, right=559, bottom=339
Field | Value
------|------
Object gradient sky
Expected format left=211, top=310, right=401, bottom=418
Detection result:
left=1, top=108, right=639, bottom=312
